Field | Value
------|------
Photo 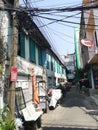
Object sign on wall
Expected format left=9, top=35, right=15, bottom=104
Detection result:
left=81, top=38, right=94, bottom=47
left=16, top=76, right=30, bottom=89
left=10, top=66, right=18, bottom=82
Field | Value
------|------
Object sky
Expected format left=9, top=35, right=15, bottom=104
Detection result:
left=20, top=0, right=82, bottom=56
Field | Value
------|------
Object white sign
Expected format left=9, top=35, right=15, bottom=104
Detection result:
left=81, top=38, right=94, bottom=47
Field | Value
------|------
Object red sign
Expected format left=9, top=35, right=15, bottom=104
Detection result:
left=10, top=66, right=18, bottom=82
left=81, top=38, right=94, bottom=47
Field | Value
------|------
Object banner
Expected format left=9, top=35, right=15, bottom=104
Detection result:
left=32, top=69, right=39, bottom=105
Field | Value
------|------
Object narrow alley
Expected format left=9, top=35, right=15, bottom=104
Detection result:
left=41, top=86, right=98, bottom=130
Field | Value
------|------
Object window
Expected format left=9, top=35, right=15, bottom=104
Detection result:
left=47, top=54, right=49, bottom=69
left=38, top=47, right=42, bottom=66
left=51, top=56, right=53, bottom=71
left=55, top=61, right=58, bottom=72
left=57, top=62, right=60, bottom=73
left=62, top=68, right=65, bottom=74
left=18, top=32, right=25, bottom=58
left=29, top=38, right=36, bottom=63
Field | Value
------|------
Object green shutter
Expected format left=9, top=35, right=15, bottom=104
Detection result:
left=47, top=54, right=49, bottom=69
left=57, top=62, right=59, bottom=73
left=55, top=61, right=57, bottom=72
left=20, top=32, right=25, bottom=58
left=29, top=38, right=36, bottom=63
left=62, top=68, right=64, bottom=74
left=54, top=60, right=56, bottom=72
left=51, top=57, right=53, bottom=71
left=38, top=47, right=42, bottom=66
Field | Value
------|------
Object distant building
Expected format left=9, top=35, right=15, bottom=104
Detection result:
left=61, top=53, right=75, bottom=82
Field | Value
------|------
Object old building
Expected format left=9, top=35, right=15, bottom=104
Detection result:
left=0, top=1, right=67, bottom=110
left=80, top=0, right=98, bottom=90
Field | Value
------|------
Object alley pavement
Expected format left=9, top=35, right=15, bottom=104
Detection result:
left=41, top=86, right=98, bottom=130
left=90, top=93, right=98, bottom=106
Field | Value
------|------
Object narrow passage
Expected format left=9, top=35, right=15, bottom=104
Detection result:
left=41, top=86, right=98, bottom=130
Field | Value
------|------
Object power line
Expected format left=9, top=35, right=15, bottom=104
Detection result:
left=1, top=0, right=98, bottom=57
left=1, top=11, right=98, bottom=39
left=47, top=26, right=73, bottom=39
left=33, top=13, right=98, bottom=28
left=1, top=11, right=98, bottom=32
left=48, top=28, right=74, bottom=44
left=22, top=0, right=62, bottom=56
left=1, top=1, right=98, bottom=38
left=25, top=4, right=98, bottom=12
left=1, top=14, right=98, bottom=39
left=1, top=3, right=98, bottom=12
left=27, top=0, right=82, bottom=9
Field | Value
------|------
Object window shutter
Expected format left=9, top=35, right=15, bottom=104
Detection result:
left=20, top=32, right=25, bottom=58
left=38, top=47, right=42, bottom=66
left=29, top=38, right=36, bottom=63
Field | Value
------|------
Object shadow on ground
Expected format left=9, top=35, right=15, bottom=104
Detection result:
left=42, top=126, right=98, bottom=130
left=60, top=87, right=98, bottom=111
left=86, top=110, right=98, bottom=116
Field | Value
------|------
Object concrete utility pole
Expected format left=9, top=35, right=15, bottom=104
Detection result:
left=8, top=0, right=19, bottom=119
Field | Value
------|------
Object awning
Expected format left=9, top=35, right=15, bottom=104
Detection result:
left=88, top=54, right=98, bottom=64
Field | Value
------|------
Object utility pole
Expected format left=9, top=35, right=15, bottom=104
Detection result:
left=8, top=0, right=19, bottom=119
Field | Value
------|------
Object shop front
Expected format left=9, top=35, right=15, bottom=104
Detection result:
left=88, top=54, right=98, bottom=89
